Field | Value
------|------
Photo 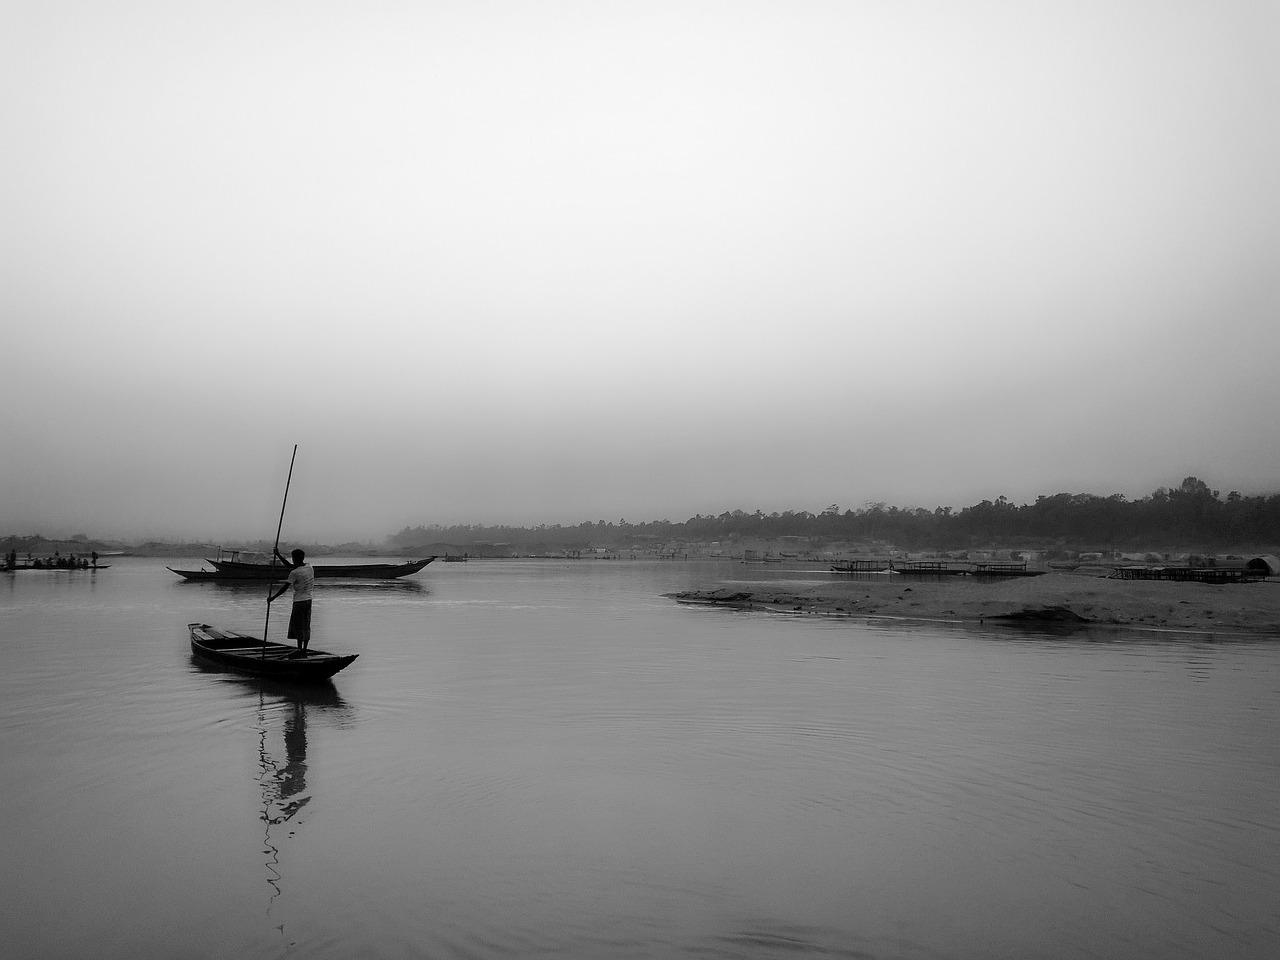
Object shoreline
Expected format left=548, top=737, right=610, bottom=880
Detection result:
left=669, top=572, right=1280, bottom=637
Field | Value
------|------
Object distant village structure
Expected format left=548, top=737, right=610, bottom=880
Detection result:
left=382, top=479, right=1280, bottom=569
left=6, top=478, right=1278, bottom=576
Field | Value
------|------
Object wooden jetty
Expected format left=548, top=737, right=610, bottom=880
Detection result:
left=971, top=561, right=1045, bottom=578
left=894, top=560, right=964, bottom=576
left=1108, top=565, right=1262, bottom=584
left=830, top=558, right=1043, bottom=577
left=893, top=559, right=1046, bottom=578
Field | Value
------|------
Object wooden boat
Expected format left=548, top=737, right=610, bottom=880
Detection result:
left=3, top=562, right=110, bottom=571
left=189, top=623, right=358, bottom=681
left=830, top=559, right=892, bottom=573
left=670, top=590, right=755, bottom=607
left=211, top=557, right=435, bottom=579
left=169, top=557, right=434, bottom=581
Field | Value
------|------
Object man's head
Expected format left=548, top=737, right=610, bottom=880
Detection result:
left=291, top=549, right=305, bottom=564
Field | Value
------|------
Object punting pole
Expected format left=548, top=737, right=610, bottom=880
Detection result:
left=262, top=445, right=298, bottom=654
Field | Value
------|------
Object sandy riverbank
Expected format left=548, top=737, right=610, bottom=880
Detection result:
left=670, top=572, right=1280, bottom=636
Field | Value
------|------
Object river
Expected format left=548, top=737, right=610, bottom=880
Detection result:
left=2, top=557, right=1277, bottom=959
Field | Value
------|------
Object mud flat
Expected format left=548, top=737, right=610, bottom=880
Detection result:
left=670, top=572, right=1280, bottom=636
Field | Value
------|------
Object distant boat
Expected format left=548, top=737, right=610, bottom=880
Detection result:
left=169, top=557, right=435, bottom=581
left=3, top=560, right=110, bottom=571
left=189, top=623, right=357, bottom=681
left=830, top=559, right=891, bottom=574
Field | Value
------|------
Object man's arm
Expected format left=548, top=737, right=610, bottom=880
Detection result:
left=268, top=580, right=291, bottom=603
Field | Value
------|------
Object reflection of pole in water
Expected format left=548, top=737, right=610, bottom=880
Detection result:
left=257, top=696, right=310, bottom=913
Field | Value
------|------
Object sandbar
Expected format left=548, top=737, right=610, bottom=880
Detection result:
left=670, top=572, right=1280, bottom=636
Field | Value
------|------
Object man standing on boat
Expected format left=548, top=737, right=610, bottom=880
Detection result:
left=268, top=548, right=315, bottom=655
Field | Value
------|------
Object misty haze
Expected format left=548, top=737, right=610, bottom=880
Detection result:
left=4, top=3, right=1279, bottom=959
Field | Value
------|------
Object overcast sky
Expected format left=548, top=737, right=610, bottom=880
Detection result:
left=4, top=1, right=1278, bottom=543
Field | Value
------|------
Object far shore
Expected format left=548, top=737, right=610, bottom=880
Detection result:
left=669, top=572, right=1280, bottom=637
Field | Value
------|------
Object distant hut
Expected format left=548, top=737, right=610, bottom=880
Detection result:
left=1246, top=556, right=1280, bottom=577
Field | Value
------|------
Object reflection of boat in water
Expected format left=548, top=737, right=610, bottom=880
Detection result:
left=190, top=623, right=358, bottom=681
left=169, top=556, right=434, bottom=582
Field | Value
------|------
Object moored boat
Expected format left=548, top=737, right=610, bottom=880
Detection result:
left=189, top=623, right=358, bottom=681
left=830, top=559, right=892, bottom=574
left=169, top=557, right=434, bottom=581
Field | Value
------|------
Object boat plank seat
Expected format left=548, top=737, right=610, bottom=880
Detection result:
left=218, top=645, right=318, bottom=658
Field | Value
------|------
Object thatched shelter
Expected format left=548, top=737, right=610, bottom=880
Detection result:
left=1246, top=555, right=1280, bottom=577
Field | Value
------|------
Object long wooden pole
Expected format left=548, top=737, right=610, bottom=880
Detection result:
left=262, top=445, right=298, bottom=653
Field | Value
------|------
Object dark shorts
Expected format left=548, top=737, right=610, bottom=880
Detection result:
left=287, top=600, right=312, bottom=641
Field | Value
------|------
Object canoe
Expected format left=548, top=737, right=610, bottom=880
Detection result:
left=169, top=557, right=434, bottom=581
left=189, top=623, right=358, bottom=681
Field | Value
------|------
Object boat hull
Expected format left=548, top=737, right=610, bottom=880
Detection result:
left=189, top=623, right=358, bottom=681
left=170, top=557, right=434, bottom=582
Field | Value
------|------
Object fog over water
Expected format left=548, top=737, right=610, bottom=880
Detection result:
left=4, top=3, right=1279, bottom=542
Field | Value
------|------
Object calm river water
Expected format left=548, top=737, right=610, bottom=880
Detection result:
left=2, top=558, right=1277, bottom=959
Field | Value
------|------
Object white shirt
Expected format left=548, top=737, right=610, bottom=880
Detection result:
left=286, top=563, right=315, bottom=602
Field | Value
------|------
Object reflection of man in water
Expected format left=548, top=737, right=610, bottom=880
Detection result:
left=275, top=700, right=310, bottom=821
left=268, top=549, right=315, bottom=654
left=259, top=698, right=310, bottom=909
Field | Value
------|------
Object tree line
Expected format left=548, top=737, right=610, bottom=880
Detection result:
left=388, top=478, right=1280, bottom=554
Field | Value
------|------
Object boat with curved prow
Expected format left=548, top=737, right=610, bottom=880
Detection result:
left=170, top=557, right=435, bottom=581
left=189, top=623, right=358, bottom=681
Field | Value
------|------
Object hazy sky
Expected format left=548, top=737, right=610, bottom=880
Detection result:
left=4, top=1, right=1278, bottom=543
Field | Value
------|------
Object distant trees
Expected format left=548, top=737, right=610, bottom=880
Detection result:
left=387, top=478, right=1280, bottom=552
